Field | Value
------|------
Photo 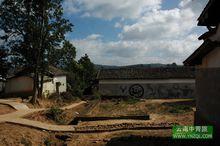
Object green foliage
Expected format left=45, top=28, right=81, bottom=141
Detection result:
left=64, top=54, right=97, bottom=97
left=44, top=138, right=52, bottom=146
left=77, top=54, right=97, bottom=93
left=93, top=90, right=101, bottom=100
left=0, top=48, right=9, bottom=78
left=0, top=0, right=73, bottom=103
left=0, top=0, right=97, bottom=100
left=78, top=54, right=96, bottom=85
left=49, top=40, right=76, bottom=70
left=48, top=93, right=61, bottom=100
left=60, top=92, right=78, bottom=101
left=46, top=106, right=65, bottom=124
left=48, top=92, right=78, bottom=102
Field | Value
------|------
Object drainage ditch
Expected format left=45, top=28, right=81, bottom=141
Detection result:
left=69, top=115, right=150, bottom=125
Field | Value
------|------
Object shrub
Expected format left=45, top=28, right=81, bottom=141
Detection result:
left=93, top=90, right=101, bottom=100
left=46, top=106, right=65, bottom=124
left=48, top=93, right=60, bottom=100
left=44, top=138, right=52, bottom=146
left=60, top=92, right=77, bottom=101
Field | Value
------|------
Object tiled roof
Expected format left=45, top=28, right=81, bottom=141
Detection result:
left=8, top=66, right=66, bottom=79
left=97, top=67, right=195, bottom=80
left=198, top=0, right=220, bottom=26
left=48, top=66, right=67, bottom=76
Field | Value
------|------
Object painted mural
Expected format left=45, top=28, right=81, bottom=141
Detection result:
left=99, top=83, right=195, bottom=98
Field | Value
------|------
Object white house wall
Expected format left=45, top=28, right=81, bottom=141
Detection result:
left=43, top=76, right=67, bottom=96
left=54, top=76, right=67, bottom=93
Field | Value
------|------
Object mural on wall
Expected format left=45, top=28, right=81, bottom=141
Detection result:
left=129, top=84, right=144, bottom=98
left=119, top=86, right=127, bottom=93
left=111, top=83, right=195, bottom=98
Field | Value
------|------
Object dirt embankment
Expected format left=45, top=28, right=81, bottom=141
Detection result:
left=25, top=99, right=194, bottom=126
left=0, top=99, right=196, bottom=146
left=0, top=104, right=15, bottom=115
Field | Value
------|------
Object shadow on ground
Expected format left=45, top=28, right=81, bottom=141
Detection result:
left=106, top=136, right=218, bottom=146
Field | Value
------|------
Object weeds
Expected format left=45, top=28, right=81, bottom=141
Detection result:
left=46, top=106, right=66, bottom=124
left=21, top=137, right=32, bottom=146
left=44, top=138, right=52, bottom=146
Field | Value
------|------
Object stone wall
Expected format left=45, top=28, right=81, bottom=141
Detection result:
left=99, top=79, right=195, bottom=98
left=195, top=68, right=220, bottom=137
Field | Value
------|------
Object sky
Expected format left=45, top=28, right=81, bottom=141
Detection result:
left=62, top=0, right=209, bottom=66
left=0, top=0, right=209, bottom=66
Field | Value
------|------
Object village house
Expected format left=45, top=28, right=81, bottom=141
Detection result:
left=3, top=66, right=67, bottom=98
left=97, top=67, right=195, bottom=98
left=184, top=0, right=220, bottom=137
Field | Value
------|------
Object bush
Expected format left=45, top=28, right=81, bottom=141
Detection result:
left=44, top=138, right=52, bottom=146
left=93, top=90, right=101, bottom=100
left=48, top=93, right=60, bottom=100
left=48, top=92, right=78, bottom=102
left=46, top=106, right=65, bottom=124
left=60, top=92, right=78, bottom=101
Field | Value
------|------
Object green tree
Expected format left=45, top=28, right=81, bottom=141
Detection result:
left=49, top=40, right=76, bottom=70
left=0, top=48, right=9, bottom=79
left=78, top=54, right=97, bottom=93
left=0, top=0, right=73, bottom=103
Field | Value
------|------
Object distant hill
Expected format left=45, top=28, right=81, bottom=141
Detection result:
left=95, top=63, right=182, bottom=70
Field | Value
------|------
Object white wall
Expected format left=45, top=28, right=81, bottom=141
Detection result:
left=54, top=76, right=67, bottom=93
left=42, top=75, right=67, bottom=97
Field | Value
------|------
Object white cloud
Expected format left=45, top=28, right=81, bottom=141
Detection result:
left=63, top=0, right=162, bottom=19
left=119, top=8, right=195, bottom=41
left=72, top=33, right=201, bottom=65
left=86, top=34, right=102, bottom=40
left=119, top=0, right=208, bottom=41
left=114, top=22, right=123, bottom=28
left=69, top=0, right=208, bottom=65
left=179, top=0, right=208, bottom=14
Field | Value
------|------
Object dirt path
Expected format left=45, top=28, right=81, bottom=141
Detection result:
left=0, top=99, right=193, bottom=132
left=0, top=99, right=86, bottom=131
